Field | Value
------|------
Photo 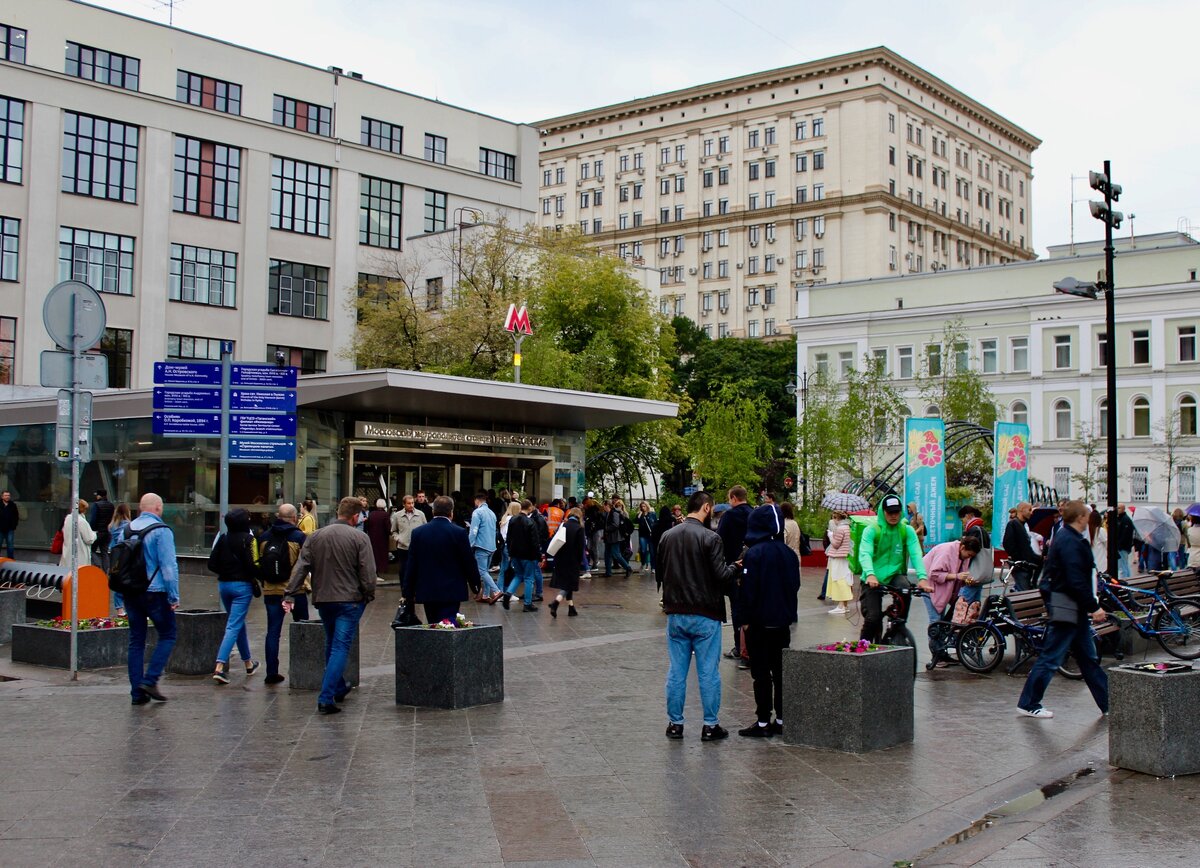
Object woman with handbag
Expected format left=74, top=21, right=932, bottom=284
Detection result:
left=58, top=499, right=96, bottom=570
left=207, top=508, right=262, bottom=685
left=548, top=508, right=585, bottom=617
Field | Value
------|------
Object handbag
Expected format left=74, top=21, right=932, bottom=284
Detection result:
left=390, top=598, right=421, bottom=629
left=547, top=523, right=568, bottom=556
left=968, top=549, right=994, bottom=584
left=1048, top=591, right=1080, bottom=624
left=50, top=530, right=64, bottom=555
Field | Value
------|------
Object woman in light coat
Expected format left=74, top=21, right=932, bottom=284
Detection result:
left=59, top=499, right=95, bottom=570
left=824, top=511, right=854, bottom=614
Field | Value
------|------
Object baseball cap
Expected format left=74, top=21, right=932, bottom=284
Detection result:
left=882, top=495, right=903, bottom=512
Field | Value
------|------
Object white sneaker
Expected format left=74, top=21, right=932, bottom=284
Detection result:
left=580, top=571, right=592, bottom=579
left=828, top=606, right=847, bottom=615
left=1019, top=707, right=1054, bottom=719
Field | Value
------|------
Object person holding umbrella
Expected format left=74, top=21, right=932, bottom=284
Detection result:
left=1187, top=507, right=1200, bottom=568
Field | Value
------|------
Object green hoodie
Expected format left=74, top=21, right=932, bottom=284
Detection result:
left=859, top=500, right=927, bottom=585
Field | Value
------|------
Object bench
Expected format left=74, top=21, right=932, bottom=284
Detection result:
left=1006, top=588, right=1122, bottom=642
left=1158, top=568, right=1200, bottom=600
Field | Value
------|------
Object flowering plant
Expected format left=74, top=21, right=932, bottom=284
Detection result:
left=816, top=639, right=883, bottom=654
left=428, top=613, right=474, bottom=629
left=35, top=616, right=129, bottom=631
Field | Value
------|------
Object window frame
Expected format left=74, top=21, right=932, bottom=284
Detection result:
left=268, top=259, right=329, bottom=321
left=361, top=116, right=403, bottom=153
left=424, top=133, right=448, bottom=164
left=61, top=111, right=139, bottom=204
left=359, top=175, right=404, bottom=249
left=169, top=243, right=237, bottom=308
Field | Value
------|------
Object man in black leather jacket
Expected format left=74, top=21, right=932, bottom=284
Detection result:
left=1002, top=502, right=1042, bottom=591
left=658, top=491, right=739, bottom=742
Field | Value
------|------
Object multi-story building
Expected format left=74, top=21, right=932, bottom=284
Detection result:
left=0, top=0, right=536, bottom=390
left=535, top=47, right=1040, bottom=339
left=789, top=232, right=1200, bottom=509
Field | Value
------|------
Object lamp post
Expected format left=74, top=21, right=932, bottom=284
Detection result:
left=1053, top=160, right=1123, bottom=580
left=786, top=371, right=810, bottom=507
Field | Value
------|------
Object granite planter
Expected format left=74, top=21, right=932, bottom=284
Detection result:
left=395, top=624, right=503, bottom=709
left=1109, top=664, right=1200, bottom=777
left=288, top=619, right=360, bottom=691
left=781, top=645, right=914, bottom=752
left=163, top=609, right=227, bottom=676
left=11, top=623, right=128, bottom=669
left=0, top=587, right=25, bottom=644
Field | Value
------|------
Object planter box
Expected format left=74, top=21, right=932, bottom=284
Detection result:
left=0, top=587, right=25, bottom=644
left=288, top=619, right=360, bottom=691
left=781, top=645, right=914, bottom=753
left=160, top=609, right=227, bottom=676
left=395, top=624, right=503, bottom=709
left=11, top=623, right=128, bottom=669
left=1110, top=664, right=1200, bottom=777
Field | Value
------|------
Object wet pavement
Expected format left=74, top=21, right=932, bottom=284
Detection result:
left=1, top=564, right=1198, bottom=867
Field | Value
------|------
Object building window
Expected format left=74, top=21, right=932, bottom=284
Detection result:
left=0, top=24, right=25, bottom=63
left=167, top=333, right=227, bottom=361
left=0, top=216, right=16, bottom=281
left=425, top=277, right=443, bottom=311
left=1011, top=400, right=1029, bottom=426
left=926, top=344, right=942, bottom=376
left=1179, top=466, right=1198, bottom=504
left=65, top=42, right=139, bottom=90
left=839, top=350, right=854, bottom=379
left=272, top=95, right=331, bottom=136
left=1179, top=325, right=1196, bottom=362
left=169, top=244, right=236, bottom=307
left=270, top=157, right=331, bottom=236
left=1097, top=397, right=1109, bottom=434
left=176, top=70, right=241, bottom=114
left=980, top=338, right=998, bottom=374
left=0, top=95, right=23, bottom=183
left=813, top=151, right=825, bottom=170
left=1054, top=399, right=1072, bottom=439
left=173, top=136, right=240, bottom=221
left=268, top=344, right=326, bottom=375
left=360, top=116, right=403, bottom=154
left=1097, top=331, right=1108, bottom=367
left=748, top=320, right=760, bottom=338
left=62, top=112, right=138, bottom=203
left=897, top=346, right=913, bottom=379
left=269, top=260, right=328, bottom=320
left=1132, top=396, right=1151, bottom=436
left=359, top=176, right=403, bottom=249
left=814, top=353, right=829, bottom=375
left=424, top=189, right=447, bottom=232
left=424, top=133, right=447, bottom=164
left=1011, top=336, right=1029, bottom=372
left=1130, top=465, right=1149, bottom=502
left=480, top=147, right=516, bottom=181
left=954, top=341, right=969, bottom=373
left=813, top=118, right=824, bottom=136
left=1053, top=466, right=1070, bottom=497
left=96, top=327, right=132, bottom=389
left=58, top=227, right=134, bottom=295
left=0, top=314, right=12, bottom=383
left=1053, top=334, right=1072, bottom=369
left=1131, top=328, right=1150, bottom=365
left=1180, top=395, right=1198, bottom=436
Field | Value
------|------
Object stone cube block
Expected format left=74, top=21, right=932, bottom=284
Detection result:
left=288, top=619, right=360, bottom=691
left=0, top=588, right=25, bottom=644
left=395, top=624, right=503, bottom=709
left=11, top=623, right=128, bottom=669
left=1109, top=664, right=1200, bottom=777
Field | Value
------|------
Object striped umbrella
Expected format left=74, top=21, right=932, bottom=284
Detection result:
left=820, top=491, right=871, bottom=512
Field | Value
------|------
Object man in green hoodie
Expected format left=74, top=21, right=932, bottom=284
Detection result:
left=858, top=494, right=927, bottom=643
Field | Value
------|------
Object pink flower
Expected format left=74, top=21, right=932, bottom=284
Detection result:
left=1006, top=447, right=1026, bottom=471
left=917, top=442, right=943, bottom=467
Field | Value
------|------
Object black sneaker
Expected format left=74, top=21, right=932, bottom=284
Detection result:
left=548, top=600, right=559, bottom=618
left=264, top=674, right=286, bottom=685
left=501, top=593, right=511, bottom=610
left=737, top=659, right=751, bottom=670
left=770, top=721, right=783, bottom=736
left=533, top=595, right=544, bottom=602
left=522, top=604, right=538, bottom=612
left=318, top=703, right=342, bottom=715
left=665, top=723, right=684, bottom=739
left=139, top=682, right=168, bottom=702
left=701, top=724, right=729, bottom=742
left=724, top=648, right=740, bottom=659
left=738, top=722, right=773, bottom=738
left=131, top=693, right=151, bottom=706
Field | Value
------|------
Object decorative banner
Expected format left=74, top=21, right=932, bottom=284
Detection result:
left=992, top=421, right=1031, bottom=546
left=903, top=417, right=947, bottom=551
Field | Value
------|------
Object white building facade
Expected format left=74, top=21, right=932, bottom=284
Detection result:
left=790, top=233, right=1200, bottom=509
left=0, top=0, right=537, bottom=390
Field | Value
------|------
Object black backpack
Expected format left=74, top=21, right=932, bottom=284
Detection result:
left=256, top=528, right=291, bottom=583
left=108, top=524, right=168, bottom=596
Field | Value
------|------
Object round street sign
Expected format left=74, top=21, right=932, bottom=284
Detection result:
left=43, top=280, right=106, bottom=351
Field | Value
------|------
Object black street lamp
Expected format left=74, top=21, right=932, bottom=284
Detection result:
left=1054, top=160, right=1123, bottom=580
left=786, top=372, right=811, bottom=507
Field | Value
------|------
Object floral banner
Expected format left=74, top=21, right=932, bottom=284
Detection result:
left=903, top=417, right=946, bottom=550
left=992, top=421, right=1030, bottom=545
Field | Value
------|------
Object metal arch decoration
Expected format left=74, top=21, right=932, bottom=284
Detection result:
left=844, top=420, right=996, bottom=506
left=584, top=443, right=661, bottom=504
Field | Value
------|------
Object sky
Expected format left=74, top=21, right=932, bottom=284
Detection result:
left=90, top=0, right=1200, bottom=256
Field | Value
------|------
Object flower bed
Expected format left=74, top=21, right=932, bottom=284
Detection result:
left=428, top=613, right=474, bottom=630
left=35, top=615, right=129, bottom=630
left=816, top=639, right=884, bottom=654
left=11, top=622, right=129, bottom=669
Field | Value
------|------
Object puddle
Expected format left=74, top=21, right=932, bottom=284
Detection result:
left=0, top=675, right=19, bottom=682
left=937, top=766, right=1096, bottom=847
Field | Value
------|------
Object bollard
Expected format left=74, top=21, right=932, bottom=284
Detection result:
left=287, top=619, right=359, bottom=691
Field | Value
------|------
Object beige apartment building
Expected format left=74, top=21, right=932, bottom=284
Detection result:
left=536, top=47, right=1040, bottom=338
left=0, top=0, right=536, bottom=391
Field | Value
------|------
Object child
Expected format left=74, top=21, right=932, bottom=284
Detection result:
left=824, top=511, right=854, bottom=615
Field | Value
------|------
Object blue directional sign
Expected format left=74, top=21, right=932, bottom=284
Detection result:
left=231, top=364, right=297, bottom=388
left=154, top=361, right=221, bottom=386
left=153, top=387, right=221, bottom=411
left=230, top=389, right=297, bottom=413
left=153, top=412, right=221, bottom=437
left=229, top=438, right=297, bottom=463
left=231, top=414, right=297, bottom=437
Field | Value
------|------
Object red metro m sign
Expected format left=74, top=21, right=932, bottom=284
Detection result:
left=504, top=304, right=533, bottom=336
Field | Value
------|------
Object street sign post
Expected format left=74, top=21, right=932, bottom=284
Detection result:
left=152, top=412, right=222, bottom=437
left=152, top=387, right=222, bottom=411
left=153, top=361, right=221, bottom=385
left=229, top=438, right=298, bottom=463
left=40, top=350, right=108, bottom=390
left=55, top=389, right=93, bottom=463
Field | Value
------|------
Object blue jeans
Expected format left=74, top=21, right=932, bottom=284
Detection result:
left=506, top=558, right=540, bottom=605
left=263, top=595, right=285, bottom=677
left=665, top=613, right=723, bottom=726
left=1018, top=620, right=1109, bottom=713
left=1117, top=549, right=1131, bottom=578
left=1, top=528, right=14, bottom=558
left=126, top=591, right=176, bottom=698
left=217, top=581, right=254, bottom=664
left=315, top=601, right=365, bottom=706
left=475, top=548, right=501, bottom=596
left=922, top=584, right=982, bottom=622
left=605, top=539, right=632, bottom=574
left=639, top=535, right=651, bottom=564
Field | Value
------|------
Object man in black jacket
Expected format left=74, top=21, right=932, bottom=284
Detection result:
left=1114, top=504, right=1135, bottom=578
left=404, top=496, right=477, bottom=624
left=0, top=490, right=18, bottom=559
left=1017, top=501, right=1109, bottom=719
left=501, top=500, right=541, bottom=612
left=87, top=489, right=116, bottom=571
left=658, top=491, right=739, bottom=742
left=1002, top=502, right=1042, bottom=591
left=717, top=486, right=753, bottom=661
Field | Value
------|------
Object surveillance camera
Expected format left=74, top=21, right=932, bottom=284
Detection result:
left=274, top=350, right=287, bottom=367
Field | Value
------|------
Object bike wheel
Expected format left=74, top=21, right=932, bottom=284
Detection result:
left=884, top=623, right=918, bottom=676
left=957, top=623, right=1006, bottom=674
left=1154, top=600, right=1200, bottom=660
left=928, top=621, right=955, bottom=658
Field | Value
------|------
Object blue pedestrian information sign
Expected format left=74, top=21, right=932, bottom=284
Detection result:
left=231, top=364, right=297, bottom=388
left=230, top=389, right=297, bottom=413
left=228, top=438, right=297, bottom=463
left=154, top=361, right=221, bottom=386
left=231, top=414, right=297, bottom=437
left=153, top=412, right=221, bottom=437
left=153, top=387, right=221, bottom=411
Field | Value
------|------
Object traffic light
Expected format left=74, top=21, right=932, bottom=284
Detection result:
left=1089, top=168, right=1124, bottom=229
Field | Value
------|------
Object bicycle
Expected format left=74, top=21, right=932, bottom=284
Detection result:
left=859, top=581, right=919, bottom=676
left=1097, top=573, right=1200, bottom=660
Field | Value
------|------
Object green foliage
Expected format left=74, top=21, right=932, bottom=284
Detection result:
left=841, top=356, right=909, bottom=480
left=679, top=336, right=796, bottom=442
left=685, top=382, right=771, bottom=493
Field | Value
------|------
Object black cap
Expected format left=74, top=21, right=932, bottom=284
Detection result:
left=958, top=504, right=982, bottom=519
left=882, top=495, right=903, bottom=512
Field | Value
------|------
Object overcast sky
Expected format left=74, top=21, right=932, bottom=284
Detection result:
left=92, top=0, right=1200, bottom=256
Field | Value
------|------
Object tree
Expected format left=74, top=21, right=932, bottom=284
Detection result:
left=839, top=354, right=908, bottom=481
left=795, top=372, right=851, bottom=530
left=1154, top=410, right=1197, bottom=511
left=1070, top=422, right=1104, bottom=503
left=685, top=382, right=770, bottom=494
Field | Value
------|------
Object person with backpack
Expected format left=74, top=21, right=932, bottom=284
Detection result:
left=107, top=502, right=132, bottom=617
left=117, top=493, right=178, bottom=704
left=258, top=503, right=307, bottom=685
left=857, top=494, right=927, bottom=643
left=86, top=489, right=116, bottom=572
left=207, top=508, right=262, bottom=685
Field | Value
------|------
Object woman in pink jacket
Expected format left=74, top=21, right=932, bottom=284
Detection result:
left=825, top=512, right=854, bottom=614
left=918, top=535, right=983, bottom=624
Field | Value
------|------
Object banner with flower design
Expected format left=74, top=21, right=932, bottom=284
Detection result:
left=903, top=417, right=946, bottom=551
left=992, top=421, right=1031, bottom=544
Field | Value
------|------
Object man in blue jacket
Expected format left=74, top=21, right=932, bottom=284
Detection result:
left=126, top=492, right=179, bottom=705
left=737, top=505, right=800, bottom=738
left=404, top=495, right=478, bottom=623
left=468, top=491, right=502, bottom=603
left=717, top=485, right=753, bottom=662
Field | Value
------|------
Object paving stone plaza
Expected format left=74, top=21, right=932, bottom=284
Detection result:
left=1, top=569, right=1197, bottom=867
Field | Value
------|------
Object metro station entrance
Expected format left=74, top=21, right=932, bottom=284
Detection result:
left=348, top=446, right=551, bottom=505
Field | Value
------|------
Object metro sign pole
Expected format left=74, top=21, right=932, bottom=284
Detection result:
left=504, top=303, right=533, bottom=384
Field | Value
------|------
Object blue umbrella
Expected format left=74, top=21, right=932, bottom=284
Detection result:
left=1187, top=503, right=1200, bottom=519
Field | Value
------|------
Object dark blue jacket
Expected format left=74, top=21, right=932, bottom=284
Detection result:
left=739, top=505, right=800, bottom=628
left=404, top=516, right=478, bottom=603
left=1041, top=523, right=1098, bottom=620
left=717, top=502, right=753, bottom=564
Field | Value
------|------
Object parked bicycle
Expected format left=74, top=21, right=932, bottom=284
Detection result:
left=864, top=583, right=920, bottom=676
left=1096, top=573, right=1200, bottom=660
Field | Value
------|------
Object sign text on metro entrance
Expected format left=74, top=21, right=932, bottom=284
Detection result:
left=153, top=412, right=221, bottom=437
left=231, top=389, right=297, bottom=413
left=231, top=364, right=298, bottom=388
left=231, top=414, right=297, bottom=437
left=154, top=361, right=221, bottom=385
left=153, top=387, right=221, bottom=411
left=229, top=438, right=297, bottom=463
